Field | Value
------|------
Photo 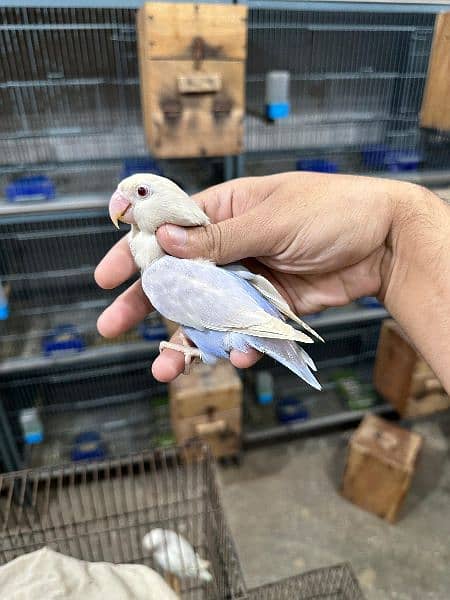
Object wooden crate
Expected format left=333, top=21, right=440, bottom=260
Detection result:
left=169, top=360, right=243, bottom=458
left=170, top=359, right=242, bottom=418
left=374, top=319, right=450, bottom=417
left=172, top=407, right=241, bottom=458
left=137, top=3, right=247, bottom=158
left=420, top=12, right=450, bottom=132
left=342, top=415, right=422, bottom=523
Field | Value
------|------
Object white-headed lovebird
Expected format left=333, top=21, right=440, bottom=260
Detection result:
left=142, top=529, right=212, bottom=584
left=108, top=174, right=322, bottom=388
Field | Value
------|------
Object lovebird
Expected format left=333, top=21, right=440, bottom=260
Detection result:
left=142, top=529, right=212, bottom=583
left=109, top=174, right=322, bottom=389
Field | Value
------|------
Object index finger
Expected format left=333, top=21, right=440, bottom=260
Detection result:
left=95, top=234, right=137, bottom=289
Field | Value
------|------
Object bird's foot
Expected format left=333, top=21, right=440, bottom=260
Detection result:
left=159, top=340, right=202, bottom=375
left=164, top=572, right=181, bottom=594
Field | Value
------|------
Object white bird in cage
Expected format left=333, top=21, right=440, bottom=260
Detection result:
left=143, top=528, right=212, bottom=592
left=108, top=174, right=322, bottom=387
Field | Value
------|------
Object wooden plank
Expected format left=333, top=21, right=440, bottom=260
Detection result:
left=420, top=12, right=450, bottom=131
left=139, top=3, right=247, bottom=61
left=140, top=60, right=245, bottom=158
left=136, top=8, right=150, bottom=144
left=177, top=73, right=222, bottom=94
left=172, top=406, right=242, bottom=439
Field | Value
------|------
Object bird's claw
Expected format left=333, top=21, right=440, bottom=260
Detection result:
left=159, top=341, right=202, bottom=375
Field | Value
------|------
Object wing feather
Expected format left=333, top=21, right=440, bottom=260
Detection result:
left=142, top=257, right=313, bottom=343
left=224, top=264, right=323, bottom=341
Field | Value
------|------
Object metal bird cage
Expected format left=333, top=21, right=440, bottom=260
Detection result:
left=243, top=6, right=450, bottom=179
left=0, top=445, right=364, bottom=599
left=0, top=445, right=248, bottom=599
left=0, top=354, right=171, bottom=469
left=248, top=564, right=364, bottom=599
left=1, top=4, right=449, bottom=186
left=0, top=202, right=171, bottom=469
left=0, top=6, right=144, bottom=178
left=0, top=5, right=224, bottom=192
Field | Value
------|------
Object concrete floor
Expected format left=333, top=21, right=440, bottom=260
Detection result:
left=219, top=413, right=450, bottom=599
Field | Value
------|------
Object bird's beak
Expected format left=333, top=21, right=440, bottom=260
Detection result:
left=109, top=190, right=133, bottom=229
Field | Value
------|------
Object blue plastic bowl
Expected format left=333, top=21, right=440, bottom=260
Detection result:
left=362, top=146, right=421, bottom=172
left=71, top=431, right=106, bottom=462
left=361, top=145, right=390, bottom=170
left=121, top=157, right=163, bottom=179
left=296, top=159, right=338, bottom=173
left=5, top=176, right=55, bottom=202
left=276, top=397, right=310, bottom=423
left=42, top=324, right=85, bottom=357
left=385, top=151, right=421, bottom=172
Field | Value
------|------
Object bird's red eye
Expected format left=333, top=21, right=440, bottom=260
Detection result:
left=137, top=185, right=149, bottom=197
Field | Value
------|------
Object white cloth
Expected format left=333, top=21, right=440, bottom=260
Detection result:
left=0, top=547, right=179, bottom=600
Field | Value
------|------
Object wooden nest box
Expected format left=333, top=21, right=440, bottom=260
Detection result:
left=137, top=3, right=248, bottom=158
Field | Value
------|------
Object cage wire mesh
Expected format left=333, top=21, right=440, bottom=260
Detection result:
left=250, top=321, right=382, bottom=388
left=244, top=8, right=449, bottom=176
left=0, top=206, right=141, bottom=369
left=247, top=564, right=364, bottom=599
left=1, top=209, right=123, bottom=314
left=243, top=320, right=383, bottom=434
left=0, top=7, right=145, bottom=169
left=0, top=445, right=248, bottom=599
left=0, top=196, right=172, bottom=468
left=1, top=348, right=172, bottom=466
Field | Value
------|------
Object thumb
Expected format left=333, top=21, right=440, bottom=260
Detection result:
left=156, top=211, right=275, bottom=265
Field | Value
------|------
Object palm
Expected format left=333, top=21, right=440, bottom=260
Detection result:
left=195, top=172, right=391, bottom=313
left=245, top=255, right=383, bottom=315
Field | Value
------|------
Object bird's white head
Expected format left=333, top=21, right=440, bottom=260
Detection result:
left=142, top=528, right=166, bottom=553
left=109, top=173, right=209, bottom=234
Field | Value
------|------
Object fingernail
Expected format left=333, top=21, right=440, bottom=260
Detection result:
left=163, top=224, right=187, bottom=246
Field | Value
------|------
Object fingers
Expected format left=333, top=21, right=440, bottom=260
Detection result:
left=156, top=205, right=278, bottom=265
left=151, top=329, right=188, bottom=382
left=97, top=279, right=152, bottom=338
left=151, top=330, right=262, bottom=382
left=230, top=348, right=261, bottom=369
left=95, top=234, right=137, bottom=289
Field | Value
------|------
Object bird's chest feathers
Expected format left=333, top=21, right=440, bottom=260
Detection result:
left=129, top=230, right=164, bottom=271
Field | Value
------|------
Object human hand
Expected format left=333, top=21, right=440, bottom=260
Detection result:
left=95, top=171, right=418, bottom=382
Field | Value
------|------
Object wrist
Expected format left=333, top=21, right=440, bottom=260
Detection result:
left=381, top=181, right=447, bottom=313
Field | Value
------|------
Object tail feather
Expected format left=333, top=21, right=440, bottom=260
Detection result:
left=246, top=336, right=321, bottom=390
left=300, top=347, right=318, bottom=372
left=199, top=569, right=213, bottom=583
left=196, top=557, right=210, bottom=570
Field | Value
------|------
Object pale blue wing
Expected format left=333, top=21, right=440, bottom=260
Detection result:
left=142, top=256, right=312, bottom=342
left=142, top=256, right=276, bottom=331
left=224, top=263, right=323, bottom=341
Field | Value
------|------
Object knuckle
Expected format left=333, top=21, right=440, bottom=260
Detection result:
left=201, top=224, right=223, bottom=261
